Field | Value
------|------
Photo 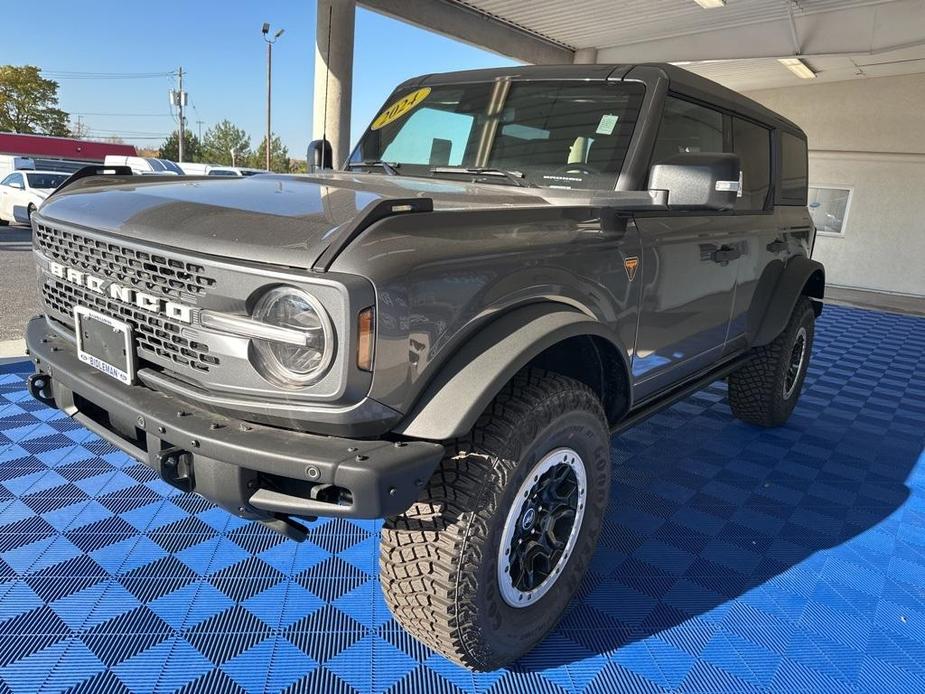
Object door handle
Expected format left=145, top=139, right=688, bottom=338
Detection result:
left=766, top=239, right=787, bottom=253
left=711, top=245, right=741, bottom=263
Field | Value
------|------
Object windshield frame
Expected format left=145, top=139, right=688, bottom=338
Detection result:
left=350, top=77, right=646, bottom=192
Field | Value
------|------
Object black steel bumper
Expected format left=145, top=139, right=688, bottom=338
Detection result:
left=25, top=317, right=444, bottom=531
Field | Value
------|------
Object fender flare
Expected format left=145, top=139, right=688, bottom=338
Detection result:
left=395, top=303, right=631, bottom=440
left=751, top=255, right=825, bottom=347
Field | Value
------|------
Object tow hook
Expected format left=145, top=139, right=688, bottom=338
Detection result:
left=27, top=373, right=55, bottom=407
left=154, top=446, right=195, bottom=493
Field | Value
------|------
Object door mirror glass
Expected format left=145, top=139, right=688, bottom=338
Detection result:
left=648, top=152, right=741, bottom=211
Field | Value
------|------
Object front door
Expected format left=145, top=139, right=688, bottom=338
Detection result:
left=632, top=215, right=740, bottom=399
left=0, top=172, right=24, bottom=221
left=631, top=96, right=740, bottom=400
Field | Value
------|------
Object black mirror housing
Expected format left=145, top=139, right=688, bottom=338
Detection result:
left=307, top=139, right=334, bottom=172
left=648, top=152, right=741, bottom=211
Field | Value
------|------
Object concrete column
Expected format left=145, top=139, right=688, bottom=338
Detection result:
left=573, top=47, right=598, bottom=64
left=313, top=0, right=355, bottom=168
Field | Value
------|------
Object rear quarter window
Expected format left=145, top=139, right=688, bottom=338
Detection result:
left=733, top=117, right=771, bottom=212
left=779, top=131, right=808, bottom=204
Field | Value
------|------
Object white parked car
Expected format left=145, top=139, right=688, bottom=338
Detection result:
left=0, top=170, right=68, bottom=225
left=179, top=162, right=264, bottom=177
left=103, top=155, right=184, bottom=176
left=206, top=166, right=264, bottom=177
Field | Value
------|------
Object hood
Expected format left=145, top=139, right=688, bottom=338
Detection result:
left=36, top=172, right=550, bottom=269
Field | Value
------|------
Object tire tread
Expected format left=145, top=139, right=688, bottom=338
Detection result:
left=379, top=368, right=607, bottom=669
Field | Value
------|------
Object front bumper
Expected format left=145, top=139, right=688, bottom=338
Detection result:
left=25, top=317, right=444, bottom=529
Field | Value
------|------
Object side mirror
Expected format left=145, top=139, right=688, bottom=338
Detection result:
left=307, top=139, right=334, bottom=172
left=648, top=152, right=741, bottom=211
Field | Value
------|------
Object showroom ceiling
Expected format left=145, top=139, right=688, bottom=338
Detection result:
left=363, top=0, right=925, bottom=90
left=451, top=0, right=889, bottom=52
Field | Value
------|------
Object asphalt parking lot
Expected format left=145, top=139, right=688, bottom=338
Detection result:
left=0, top=224, right=39, bottom=347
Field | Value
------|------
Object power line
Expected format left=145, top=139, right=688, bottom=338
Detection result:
left=72, top=112, right=176, bottom=118
left=42, top=69, right=176, bottom=80
left=84, top=128, right=171, bottom=137
left=82, top=135, right=168, bottom=141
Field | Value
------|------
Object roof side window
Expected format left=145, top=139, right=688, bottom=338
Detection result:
left=733, top=117, right=771, bottom=212
left=779, top=131, right=808, bottom=204
left=651, top=96, right=724, bottom=166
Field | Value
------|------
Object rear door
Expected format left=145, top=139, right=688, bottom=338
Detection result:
left=632, top=97, right=740, bottom=399
left=723, top=116, right=779, bottom=352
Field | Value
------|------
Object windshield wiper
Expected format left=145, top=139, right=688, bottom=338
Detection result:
left=346, top=160, right=400, bottom=176
left=429, top=166, right=530, bottom=188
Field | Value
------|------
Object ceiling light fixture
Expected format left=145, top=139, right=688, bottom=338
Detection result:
left=693, top=0, right=727, bottom=8
left=778, top=57, right=817, bottom=79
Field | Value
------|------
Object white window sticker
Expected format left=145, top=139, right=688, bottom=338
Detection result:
left=596, top=114, right=619, bottom=135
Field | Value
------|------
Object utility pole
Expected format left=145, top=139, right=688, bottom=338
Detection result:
left=178, top=66, right=185, bottom=162
left=170, top=67, right=188, bottom=162
left=262, top=23, right=284, bottom=171
left=196, top=119, right=204, bottom=141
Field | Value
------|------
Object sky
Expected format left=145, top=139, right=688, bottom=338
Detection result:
left=0, top=0, right=518, bottom=158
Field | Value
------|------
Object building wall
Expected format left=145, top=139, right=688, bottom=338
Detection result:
left=746, top=74, right=925, bottom=297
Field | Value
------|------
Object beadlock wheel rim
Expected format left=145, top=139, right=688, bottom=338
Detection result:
left=497, top=447, right=587, bottom=608
left=784, top=326, right=807, bottom=400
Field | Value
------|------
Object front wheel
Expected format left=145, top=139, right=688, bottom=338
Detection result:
left=379, top=369, right=611, bottom=670
left=728, top=296, right=816, bottom=426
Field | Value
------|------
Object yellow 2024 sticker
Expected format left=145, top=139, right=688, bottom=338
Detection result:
left=370, top=87, right=431, bottom=131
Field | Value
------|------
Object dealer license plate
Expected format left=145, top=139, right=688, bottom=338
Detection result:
left=74, top=306, right=135, bottom=385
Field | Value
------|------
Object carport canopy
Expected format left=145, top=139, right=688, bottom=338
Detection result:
left=314, top=0, right=925, bottom=163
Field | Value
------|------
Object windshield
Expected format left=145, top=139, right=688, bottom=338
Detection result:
left=352, top=80, right=644, bottom=190
left=159, top=159, right=185, bottom=174
left=26, top=173, right=67, bottom=189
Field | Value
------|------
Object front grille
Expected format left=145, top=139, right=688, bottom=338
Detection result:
left=42, top=278, right=220, bottom=373
left=34, top=223, right=217, bottom=299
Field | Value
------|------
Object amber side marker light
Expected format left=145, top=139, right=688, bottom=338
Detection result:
left=357, top=307, right=375, bottom=372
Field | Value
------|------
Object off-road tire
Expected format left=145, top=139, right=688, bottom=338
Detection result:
left=728, top=296, right=816, bottom=426
left=379, top=368, right=611, bottom=670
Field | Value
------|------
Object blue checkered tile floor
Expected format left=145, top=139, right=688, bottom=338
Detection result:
left=1, top=304, right=924, bottom=693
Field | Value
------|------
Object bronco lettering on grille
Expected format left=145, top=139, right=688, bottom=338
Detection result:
left=49, top=261, right=192, bottom=324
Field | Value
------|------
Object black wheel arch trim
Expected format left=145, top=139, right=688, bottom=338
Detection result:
left=395, top=302, right=633, bottom=440
left=750, top=255, right=825, bottom=347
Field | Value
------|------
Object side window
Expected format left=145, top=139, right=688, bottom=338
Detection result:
left=381, top=107, right=474, bottom=166
left=733, top=117, right=771, bottom=212
left=651, top=96, right=724, bottom=166
left=4, top=173, right=24, bottom=188
left=780, top=131, right=808, bottom=203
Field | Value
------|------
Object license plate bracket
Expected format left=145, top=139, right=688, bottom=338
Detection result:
left=74, top=306, right=135, bottom=385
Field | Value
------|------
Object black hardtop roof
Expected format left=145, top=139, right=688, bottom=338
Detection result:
left=397, top=62, right=803, bottom=136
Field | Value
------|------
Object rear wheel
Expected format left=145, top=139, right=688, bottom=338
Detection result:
left=728, top=296, right=815, bottom=426
left=379, top=369, right=611, bottom=670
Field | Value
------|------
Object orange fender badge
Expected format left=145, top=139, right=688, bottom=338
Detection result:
left=624, top=257, right=639, bottom=281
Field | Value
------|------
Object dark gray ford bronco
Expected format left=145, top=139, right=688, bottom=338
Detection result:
left=25, top=64, right=823, bottom=670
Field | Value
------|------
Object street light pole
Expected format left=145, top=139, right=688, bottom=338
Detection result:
left=262, top=23, right=284, bottom=171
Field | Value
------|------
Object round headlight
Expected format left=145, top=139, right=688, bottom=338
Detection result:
left=251, top=287, right=334, bottom=387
